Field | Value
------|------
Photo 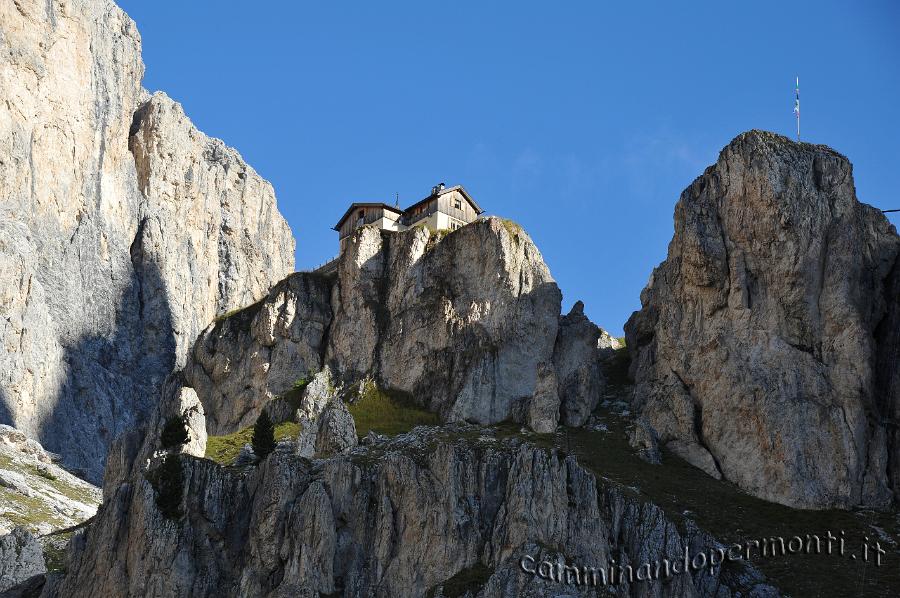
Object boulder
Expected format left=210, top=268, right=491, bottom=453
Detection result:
left=313, top=401, right=358, bottom=457
left=626, top=130, right=900, bottom=508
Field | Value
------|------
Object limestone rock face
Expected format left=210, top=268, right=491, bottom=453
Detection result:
left=49, top=427, right=771, bottom=598
left=1, top=0, right=148, bottom=482
left=327, top=219, right=563, bottom=430
left=129, top=92, right=295, bottom=367
left=0, top=527, right=45, bottom=594
left=523, top=363, right=560, bottom=433
left=312, top=400, right=357, bottom=457
left=0, top=0, right=294, bottom=480
left=185, top=273, right=332, bottom=435
left=553, top=301, right=606, bottom=426
left=625, top=130, right=900, bottom=509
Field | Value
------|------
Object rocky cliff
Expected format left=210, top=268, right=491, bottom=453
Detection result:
left=192, top=219, right=602, bottom=436
left=625, top=130, right=900, bottom=509
left=48, top=424, right=773, bottom=598
left=327, top=220, right=565, bottom=430
left=184, top=273, right=332, bottom=435
left=0, top=0, right=294, bottom=481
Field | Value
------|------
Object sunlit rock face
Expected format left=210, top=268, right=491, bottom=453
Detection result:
left=326, top=218, right=563, bottom=430
left=626, top=130, right=900, bottom=509
left=0, top=0, right=293, bottom=481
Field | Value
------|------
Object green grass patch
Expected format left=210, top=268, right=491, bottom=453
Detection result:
left=204, top=421, right=301, bottom=465
left=42, top=532, right=73, bottom=573
left=0, top=487, right=66, bottom=529
left=41, top=474, right=97, bottom=506
left=500, top=218, right=522, bottom=241
left=348, top=381, right=439, bottom=438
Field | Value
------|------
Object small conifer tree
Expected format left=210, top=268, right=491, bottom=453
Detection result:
left=252, top=411, right=276, bottom=460
left=160, top=415, right=189, bottom=449
left=153, top=454, right=183, bottom=519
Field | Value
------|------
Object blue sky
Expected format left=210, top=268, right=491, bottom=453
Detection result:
left=119, top=1, right=899, bottom=335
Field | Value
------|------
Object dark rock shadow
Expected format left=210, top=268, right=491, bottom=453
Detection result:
left=0, top=387, right=12, bottom=428
left=39, top=224, right=176, bottom=484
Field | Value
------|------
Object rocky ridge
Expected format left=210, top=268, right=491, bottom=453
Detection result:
left=0, top=425, right=100, bottom=536
left=48, top=423, right=774, bottom=598
left=626, top=130, right=900, bottom=509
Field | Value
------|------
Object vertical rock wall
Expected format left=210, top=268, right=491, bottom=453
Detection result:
left=0, top=0, right=295, bottom=480
left=626, top=130, right=900, bottom=509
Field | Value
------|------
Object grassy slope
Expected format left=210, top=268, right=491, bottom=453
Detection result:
left=510, top=392, right=900, bottom=597
left=205, top=422, right=301, bottom=465
left=347, top=383, right=439, bottom=438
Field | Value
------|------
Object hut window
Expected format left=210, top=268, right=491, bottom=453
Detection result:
left=454, top=199, right=462, bottom=210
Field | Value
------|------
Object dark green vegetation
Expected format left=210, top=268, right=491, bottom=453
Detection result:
left=204, top=421, right=301, bottom=465
left=601, top=346, right=631, bottom=389
left=41, top=530, right=76, bottom=573
left=281, top=376, right=312, bottom=410
left=515, top=396, right=900, bottom=598
left=426, top=563, right=492, bottom=598
left=347, top=381, right=439, bottom=438
left=159, top=415, right=189, bottom=449
left=149, top=454, right=183, bottom=520
left=252, top=412, right=276, bottom=460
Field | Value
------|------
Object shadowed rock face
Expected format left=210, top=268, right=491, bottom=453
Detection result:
left=185, top=273, right=332, bottom=435
left=554, top=301, right=606, bottom=427
left=128, top=92, right=296, bottom=368
left=626, top=130, right=900, bottom=509
left=327, top=218, right=564, bottom=430
left=0, top=0, right=294, bottom=480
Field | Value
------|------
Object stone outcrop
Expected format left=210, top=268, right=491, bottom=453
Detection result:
left=327, top=219, right=563, bottom=430
left=49, top=425, right=773, bottom=598
left=553, top=301, right=606, bottom=426
left=0, top=0, right=293, bottom=480
left=312, top=400, right=358, bottom=457
left=0, top=527, right=46, bottom=595
left=626, top=130, right=900, bottom=509
left=185, top=273, right=332, bottom=435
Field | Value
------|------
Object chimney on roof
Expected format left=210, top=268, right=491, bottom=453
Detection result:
left=431, top=182, right=446, bottom=196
